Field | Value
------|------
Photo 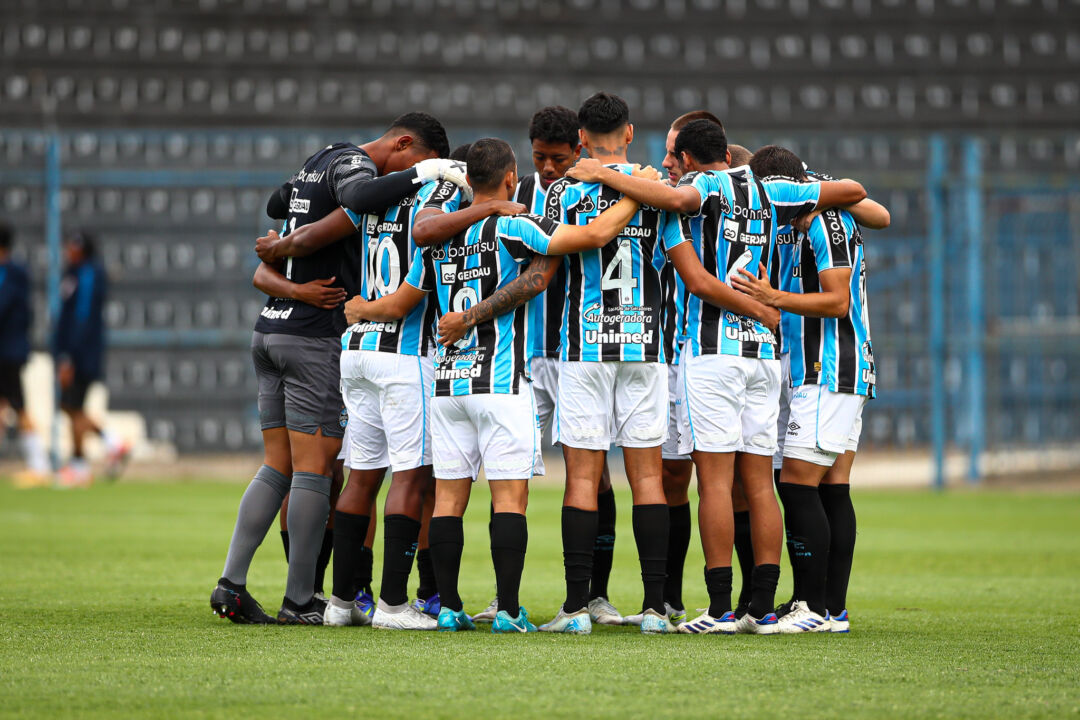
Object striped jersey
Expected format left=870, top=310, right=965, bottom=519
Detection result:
left=515, top=172, right=565, bottom=359
left=783, top=208, right=876, bottom=397
left=659, top=212, right=701, bottom=366
left=405, top=213, right=558, bottom=397
left=545, top=164, right=669, bottom=363
left=668, top=168, right=820, bottom=359
left=339, top=181, right=442, bottom=356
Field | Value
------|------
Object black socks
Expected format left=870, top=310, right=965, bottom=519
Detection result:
left=491, top=512, right=528, bottom=615
left=280, top=530, right=290, bottom=561
left=429, top=516, right=464, bottom=612
left=664, top=502, right=691, bottom=610
left=380, top=514, right=420, bottom=606
left=820, top=484, right=856, bottom=616
left=778, top=482, right=830, bottom=615
left=749, top=563, right=781, bottom=619
left=705, top=566, right=733, bottom=618
left=733, top=510, right=754, bottom=612
left=331, top=511, right=369, bottom=602
left=590, top=488, right=616, bottom=600
left=314, top=528, right=332, bottom=595
left=562, top=507, right=598, bottom=613
left=416, top=548, right=437, bottom=601
left=632, top=503, right=669, bottom=614
left=355, top=546, right=374, bottom=597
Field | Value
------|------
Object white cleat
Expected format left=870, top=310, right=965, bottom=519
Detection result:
left=587, top=597, right=623, bottom=626
left=371, top=599, right=438, bottom=630
left=827, top=609, right=850, bottom=633
left=622, top=611, right=644, bottom=626
left=734, top=611, right=780, bottom=635
left=471, top=596, right=499, bottom=623
left=640, top=609, right=673, bottom=635
left=538, top=606, right=592, bottom=634
left=626, top=603, right=685, bottom=627
left=777, top=601, right=830, bottom=634
left=323, top=595, right=356, bottom=626
left=678, top=611, right=737, bottom=634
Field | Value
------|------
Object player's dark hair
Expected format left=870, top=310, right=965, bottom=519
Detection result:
left=671, top=110, right=723, bottom=132
left=577, top=92, right=630, bottom=135
left=673, top=119, right=728, bottom=165
left=388, top=112, right=450, bottom=158
left=449, top=143, right=472, bottom=162
left=466, top=138, right=516, bottom=191
left=0, top=223, right=11, bottom=251
left=66, top=229, right=96, bottom=258
left=750, top=145, right=808, bottom=180
left=728, top=144, right=753, bottom=167
left=529, top=106, right=580, bottom=148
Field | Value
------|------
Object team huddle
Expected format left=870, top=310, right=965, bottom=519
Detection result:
left=210, top=91, right=886, bottom=635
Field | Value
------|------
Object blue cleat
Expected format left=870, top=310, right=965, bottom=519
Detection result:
left=413, top=593, right=442, bottom=617
left=437, top=607, right=476, bottom=632
left=538, top=606, right=592, bottom=634
left=354, top=590, right=376, bottom=622
left=827, top=609, right=850, bottom=633
left=492, top=607, right=537, bottom=633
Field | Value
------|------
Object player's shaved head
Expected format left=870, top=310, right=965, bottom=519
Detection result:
left=674, top=119, right=728, bottom=165
left=529, top=106, right=580, bottom=148
left=671, top=110, right=723, bottom=132
left=450, top=143, right=472, bottom=162
left=578, top=92, right=630, bottom=135
left=386, top=112, right=450, bottom=158
left=728, top=144, right=752, bottom=167
left=750, top=145, right=808, bottom=180
left=466, top=138, right=517, bottom=191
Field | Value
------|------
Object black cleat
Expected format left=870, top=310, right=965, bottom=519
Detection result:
left=277, top=596, right=326, bottom=625
left=210, top=582, right=276, bottom=624
left=773, top=598, right=798, bottom=620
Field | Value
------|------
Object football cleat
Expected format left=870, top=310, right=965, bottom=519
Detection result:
left=776, top=601, right=830, bottom=634
left=413, top=592, right=442, bottom=617
left=666, top=602, right=687, bottom=625
left=277, top=598, right=325, bottom=625
left=104, top=439, right=132, bottom=480
left=587, top=596, right=623, bottom=625
left=734, top=600, right=751, bottom=620
left=640, top=609, right=673, bottom=635
left=734, top=611, right=779, bottom=635
left=210, top=582, right=276, bottom=624
left=538, top=606, right=592, bottom=634
left=372, top=599, right=438, bottom=630
left=827, top=609, right=850, bottom=633
left=677, top=611, right=736, bottom=635
left=622, top=611, right=644, bottom=626
left=492, top=607, right=537, bottom=633
left=323, top=594, right=370, bottom=626
left=354, top=590, right=376, bottom=621
left=471, top=596, right=499, bottom=623
left=773, top=598, right=798, bottom=619
left=436, top=608, right=476, bottom=632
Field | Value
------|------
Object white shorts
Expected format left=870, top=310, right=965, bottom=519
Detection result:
left=555, top=361, right=668, bottom=450
left=431, top=388, right=541, bottom=480
left=340, top=350, right=433, bottom=472
left=678, top=353, right=781, bottom=456
left=530, top=356, right=559, bottom=436
left=662, top=362, right=690, bottom=461
left=783, top=383, right=867, bottom=466
left=773, top=352, right=792, bottom=470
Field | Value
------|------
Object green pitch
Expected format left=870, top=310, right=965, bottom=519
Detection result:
left=1, top=480, right=1078, bottom=719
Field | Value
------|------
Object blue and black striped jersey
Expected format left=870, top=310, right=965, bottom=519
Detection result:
left=782, top=208, right=876, bottom=397
left=668, top=168, right=819, bottom=360
left=406, top=214, right=558, bottom=397
left=659, top=212, right=700, bottom=366
left=545, top=165, right=669, bottom=363
left=515, top=172, right=565, bottom=360
left=339, top=180, right=442, bottom=356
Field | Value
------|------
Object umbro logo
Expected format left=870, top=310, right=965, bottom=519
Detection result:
left=788, top=422, right=801, bottom=436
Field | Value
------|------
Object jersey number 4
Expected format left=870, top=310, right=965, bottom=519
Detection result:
left=601, top=239, right=638, bottom=305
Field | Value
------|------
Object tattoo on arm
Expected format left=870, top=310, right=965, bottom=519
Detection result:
left=461, top=255, right=557, bottom=328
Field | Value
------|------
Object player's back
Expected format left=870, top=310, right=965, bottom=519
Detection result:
left=255, top=142, right=374, bottom=339
left=545, top=165, right=668, bottom=363
left=515, top=172, right=564, bottom=361
left=410, top=213, right=557, bottom=396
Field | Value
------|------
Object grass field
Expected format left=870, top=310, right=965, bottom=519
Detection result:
left=1, top=479, right=1078, bottom=719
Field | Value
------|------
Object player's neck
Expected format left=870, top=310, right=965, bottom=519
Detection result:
left=701, top=162, right=729, bottom=172
left=360, top=138, right=392, bottom=174
left=472, top=191, right=502, bottom=205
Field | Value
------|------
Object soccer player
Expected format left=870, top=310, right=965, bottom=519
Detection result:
left=735, top=146, right=887, bottom=633
left=212, top=113, right=468, bottom=625
left=53, top=230, right=129, bottom=487
left=567, top=119, right=866, bottom=634
left=343, top=138, right=644, bottom=633
left=536, top=92, right=675, bottom=635
left=0, top=224, right=50, bottom=486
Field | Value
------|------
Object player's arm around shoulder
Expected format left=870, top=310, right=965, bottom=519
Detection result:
left=255, top=207, right=357, bottom=262
left=346, top=249, right=429, bottom=323
left=565, top=158, right=701, bottom=214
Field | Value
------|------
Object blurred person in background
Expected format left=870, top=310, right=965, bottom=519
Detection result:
left=53, top=230, right=130, bottom=487
left=0, top=223, right=51, bottom=487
